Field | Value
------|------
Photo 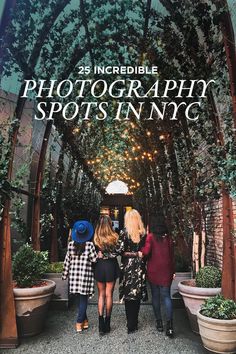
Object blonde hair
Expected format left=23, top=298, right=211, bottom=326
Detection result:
left=94, top=215, right=119, bottom=250
left=124, top=209, right=145, bottom=243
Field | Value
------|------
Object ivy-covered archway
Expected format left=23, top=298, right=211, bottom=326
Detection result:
left=0, top=0, right=236, bottom=347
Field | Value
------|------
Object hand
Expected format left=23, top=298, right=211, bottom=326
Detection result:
left=173, top=273, right=176, bottom=280
left=98, top=251, right=103, bottom=259
left=138, top=251, right=143, bottom=258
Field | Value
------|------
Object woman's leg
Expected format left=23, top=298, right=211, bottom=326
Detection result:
left=75, top=294, right=80, bottom=322
left=104, top=281, right=115, bottom=332
left=160, top=286, right=174, bottom=337
left=97, top=282, right=106, bottom=316
left=76, top=294, right=88, bottom=323
left=97, top=282, right=106, bottom=334
left=150, top=283, right=163, bottom=331
left=150, top=283, right=162, bottom=321
left=133, top=299, right=140, bottom=329
left=105, top=281, right=115, bottom=317
left=125, top=300, right=138, bottom=332
left=160, top=286, right=173, bottom=321
left=125, top=300, right=132, bottom=331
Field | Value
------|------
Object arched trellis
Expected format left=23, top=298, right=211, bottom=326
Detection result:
left=0, top=0, right=236, bottom=348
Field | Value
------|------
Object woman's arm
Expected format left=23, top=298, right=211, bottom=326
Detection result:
left=89, top=243, right=98, bottom=263
left=169, top=237, right=175, bottom=274
left=123, top=251, right=138, bottom=258
left=141, top=233, right=152, bottom=256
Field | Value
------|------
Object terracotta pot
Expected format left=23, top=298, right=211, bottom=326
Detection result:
left=13, top=279, right=56, bottom=337
left=45, top=273, right=69, bottom=309
left=178, top=279, right=221, bottom=333
left=197, top=310, right=236, bottom=353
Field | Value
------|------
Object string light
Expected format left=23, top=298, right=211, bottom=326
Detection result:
left=73, top=127, right=80, bottom=134
left=84, top=125, right=168, bottom=192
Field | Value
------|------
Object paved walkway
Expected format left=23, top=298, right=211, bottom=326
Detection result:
left=3, top=304, right=209, bottom=354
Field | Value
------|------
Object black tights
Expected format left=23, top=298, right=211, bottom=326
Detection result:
left=124, top=299, right=140, bottom=331
left=97, top=281, right=115, bottom=317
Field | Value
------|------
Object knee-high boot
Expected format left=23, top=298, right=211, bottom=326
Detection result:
left=99, top=316, right=106, bottom=335
left=105, top=316, right=111, bottom=333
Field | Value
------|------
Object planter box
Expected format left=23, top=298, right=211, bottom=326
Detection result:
left=178, top=279, right=221, bottom=333
left=197, top=310, right=236, bottom=353
left=45, top=273, right=69, bottom=309
left=13, top=279, right=56, bottom=337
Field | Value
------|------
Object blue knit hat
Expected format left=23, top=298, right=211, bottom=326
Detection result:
left=71, top=220, right=94, bottom=243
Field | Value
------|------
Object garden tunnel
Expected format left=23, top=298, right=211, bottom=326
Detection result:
left=0, top=0, right=236, bottom=347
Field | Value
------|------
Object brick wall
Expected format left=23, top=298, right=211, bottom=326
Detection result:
left=205, top=196, right=236, bottom=269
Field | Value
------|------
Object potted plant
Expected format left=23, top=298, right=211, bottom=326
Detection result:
left=178, top=266, right=221, bottom=333
left=171, top=252, right=192, bottom=299
left=12, top=244, right=56, bottom=337
left=45, top=262, right=69, bottom=309
left=197, top=295, right=236, bottom=353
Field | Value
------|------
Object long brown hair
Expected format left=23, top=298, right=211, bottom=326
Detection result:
left=124, top=209, right=145, bottom=243
left=94, top=215, right=119, bottom=250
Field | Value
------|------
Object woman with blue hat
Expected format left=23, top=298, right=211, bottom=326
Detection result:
left=62, top=220, right=97, bottom=333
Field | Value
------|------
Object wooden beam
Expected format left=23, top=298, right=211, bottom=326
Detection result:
left=80, top=0, right=94, bottom=67
left=31, top=121, right=53, bottom=251
left=220, top=6, right=236, bottom=137
left=50, top=206, right=59, bottom=263
left=0, top=85, right=27, bottom=348
left=234, top=243, right=236, bottom=301
left=50, top=144, right=65, bottom=262
left=143, top=0, right=152, bottom=43
left=222, top=188, right=235, bottom=300
left=0, top=199, right=18, bottom=348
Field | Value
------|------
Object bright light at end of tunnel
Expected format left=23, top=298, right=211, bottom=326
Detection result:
left=106, top=180, right=129, bottom=194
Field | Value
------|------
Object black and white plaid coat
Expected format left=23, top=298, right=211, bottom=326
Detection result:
left=62, top=241, right=97, bottom=296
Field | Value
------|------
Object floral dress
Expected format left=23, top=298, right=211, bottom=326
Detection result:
left=116, top=230, right=147, bottom=302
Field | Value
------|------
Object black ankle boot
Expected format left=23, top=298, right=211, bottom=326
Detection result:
left=105, top=316, right=111, bottom=333
left=166, top=320, right=174, bottom=338
left=156, top=319, right=164, bottom=332
left=99, top=316, right=105, bottom=335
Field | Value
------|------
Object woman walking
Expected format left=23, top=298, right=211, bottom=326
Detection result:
left=94, top=215, right=120, bottom=335
left=141, top=215, right=175, bottom=337
left=62, top=220, right=97, bottom=333
left=117, top=209, right=147, bottom=333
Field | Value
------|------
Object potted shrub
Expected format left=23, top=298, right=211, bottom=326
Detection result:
left=197, top=295, right=236, bottom=353
left=45, top=262, right=69, bottom=309
left=178, top=266, right=221, bottom=333
left=12, top=244, right=56, bottom=337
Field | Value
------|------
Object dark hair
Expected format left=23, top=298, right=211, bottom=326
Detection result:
left=73, top=241, right=86, bottom=256
left=149, top=215, right=169, bottom=241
